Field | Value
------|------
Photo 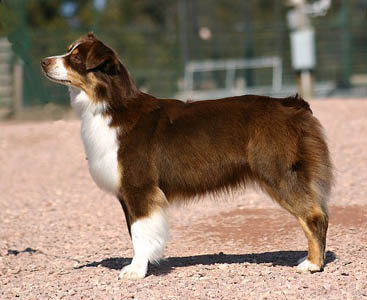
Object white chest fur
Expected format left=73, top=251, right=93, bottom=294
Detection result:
left=69, top=87, right=120, bottom=195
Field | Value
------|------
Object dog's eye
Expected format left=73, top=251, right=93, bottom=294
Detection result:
left=71, top=53, right=81, bottom=63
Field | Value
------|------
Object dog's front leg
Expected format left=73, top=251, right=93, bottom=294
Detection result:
left=118, top=189, right=169, bottom=280
left=118, top=196, right=132, bottom=237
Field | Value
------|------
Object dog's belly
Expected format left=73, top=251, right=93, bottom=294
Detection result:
left=80, top=113, right=120, bottom=195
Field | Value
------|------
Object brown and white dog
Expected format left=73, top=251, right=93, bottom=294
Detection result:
left=41, top=33, right=333, bottom=279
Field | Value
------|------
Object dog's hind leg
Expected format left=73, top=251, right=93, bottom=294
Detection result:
left=296, top=205, right=328, bottom=273
left=294, top=180, right=330, bottom=273
left=118, top=187, right=169, bottom=280
left=263, top=174, right=331, bottom=273
left=258, top=122, right=332, bottom=272
left=293, top=130, right=332, bottom=272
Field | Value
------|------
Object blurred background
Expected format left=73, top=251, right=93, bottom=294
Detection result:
left=0, top=0, right=366, bottom=119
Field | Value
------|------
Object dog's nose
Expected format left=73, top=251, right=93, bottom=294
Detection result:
left=41, top=58, right=51, bottom=68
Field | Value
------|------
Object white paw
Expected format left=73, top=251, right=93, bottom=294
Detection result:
left=296, top=258, right=321, bottom=273
left=297, top=255, right=307, bottom=265
left=118, top=263, right=147, bottom=280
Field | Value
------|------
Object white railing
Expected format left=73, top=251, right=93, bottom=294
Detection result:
left=179, top=56, right=282, bottom=100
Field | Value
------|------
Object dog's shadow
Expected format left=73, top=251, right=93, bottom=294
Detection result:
left=75, top=250, right=336, bottom=276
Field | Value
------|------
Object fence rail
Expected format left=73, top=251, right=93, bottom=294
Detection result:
left=0, top=0, right=366, bottom=111
left=0, top=38, right=12, bottom=110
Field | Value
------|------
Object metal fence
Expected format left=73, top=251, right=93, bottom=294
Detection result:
left=0, top=0, right=366, bottom=112
left=0, top=38, right=12, bottom=109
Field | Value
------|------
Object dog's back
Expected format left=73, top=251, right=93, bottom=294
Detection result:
left=119, top=93, right=331, bottom=202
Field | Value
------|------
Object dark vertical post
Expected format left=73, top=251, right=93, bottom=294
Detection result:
left=340, top=0, right=351, bottom=88
left=92, top=0, right=106, bottom=34
left=178, top=0, right=189, bottom=72
left=9, top=0, right=34, bottom=107
left=244, top=1, right=254, bottom=87
left=275, top=2, right=284, bottom=70
left=190, top=0, right=200, bottom=60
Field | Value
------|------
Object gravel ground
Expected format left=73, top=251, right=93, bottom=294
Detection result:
left=0, top=99, right=366, bottom=299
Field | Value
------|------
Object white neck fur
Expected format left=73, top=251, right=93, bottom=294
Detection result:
left=69, top=86, right=108, bottom=118
left=69, top=86, right=120, bottom=195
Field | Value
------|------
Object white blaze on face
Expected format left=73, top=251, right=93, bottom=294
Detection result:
left=44, top=42, right=82, bottom=83
left=44, top=56, right=68, bottom=82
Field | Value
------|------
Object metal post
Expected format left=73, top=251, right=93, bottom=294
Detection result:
left=13, top=58, right=23, bottom=114
left=287, top=0, right=315, bottom=99
left=298, top=70, right=313, bottom=99
left=225, top=61, right=236, bottom=91
left=178, top=0, right=189, bottom=73
left=340, top=0, right=351, bottom=88
left=190, top=0, right=199, bottom=60
left=272, top=58, right=282, bottom=92
left=92, top=0, right=105, bottom=34
left=243, top=1, right=254, bottom=87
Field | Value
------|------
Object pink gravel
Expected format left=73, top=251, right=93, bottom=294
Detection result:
left=0, top=99, right=366, bottom=299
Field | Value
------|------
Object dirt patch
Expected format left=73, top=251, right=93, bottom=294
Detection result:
left=330, top=205, right=367, bottom=228
left=1, top=99, right=367, bottom=299
left=185, top=206, right=367, bottom=247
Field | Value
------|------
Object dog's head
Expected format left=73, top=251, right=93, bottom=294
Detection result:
left=41, top=33, right=137, bottom=102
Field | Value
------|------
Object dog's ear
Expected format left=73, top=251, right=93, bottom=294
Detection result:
left=85, top=41, right=117, bottom=72
left=87, top=32, right=96, bottom=39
